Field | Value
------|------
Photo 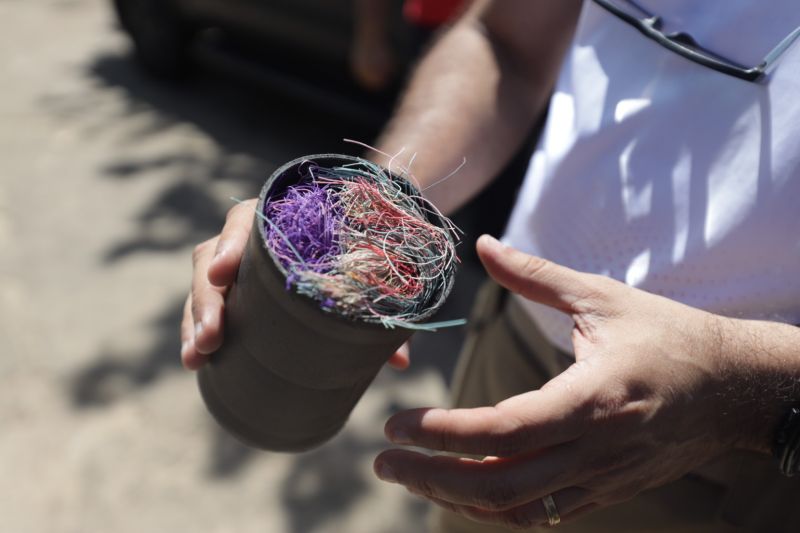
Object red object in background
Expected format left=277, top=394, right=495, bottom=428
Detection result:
left=404, top=0, right=465, bottom=28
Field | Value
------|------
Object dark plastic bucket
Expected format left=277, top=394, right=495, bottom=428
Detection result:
left=197, top=154, right=456, bottom=451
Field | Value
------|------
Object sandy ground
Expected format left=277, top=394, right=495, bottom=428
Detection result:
left=0, top=1, right=484, bottom=531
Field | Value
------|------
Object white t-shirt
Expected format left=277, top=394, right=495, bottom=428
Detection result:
left=503, top=0, right=800, bottom=354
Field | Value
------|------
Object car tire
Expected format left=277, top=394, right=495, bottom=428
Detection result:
left=113, top=0, right=193, bottom=79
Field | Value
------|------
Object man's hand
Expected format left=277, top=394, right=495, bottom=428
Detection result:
left=180, top=200, right=410, bottom=371
left=180, top=199, right=256, bottom=370
left=374, top=235, right=794, bottom=529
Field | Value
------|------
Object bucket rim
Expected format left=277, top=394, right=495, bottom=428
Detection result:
left=255, top=153, right=458, bottom=328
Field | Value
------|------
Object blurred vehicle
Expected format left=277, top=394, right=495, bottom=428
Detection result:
left=112, top=0, right=530, bottom=242
left=112, top=0, right=420, bottom=119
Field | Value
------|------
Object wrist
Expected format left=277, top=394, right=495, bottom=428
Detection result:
left=713, top=316, right=800, bottom=455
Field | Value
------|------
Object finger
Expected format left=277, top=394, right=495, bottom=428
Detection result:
left=374, top=448, right=578, bottom=512
left=422, top=487, right=592, bottom=530
left=192, top=238, right=226, bottom=355
left=476, top=234, right=610, bottom=314
left=208, top=199, right=257, bottom=287
left=387, top=342, right=410, bottom=370
left=421, top=494, right=459, bottom=514
left=181, top=295, right=208, bottom=370
left=384, top=388, right=584, bottom=456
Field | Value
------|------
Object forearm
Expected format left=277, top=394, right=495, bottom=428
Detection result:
left=717, top=316, right=800, bottom=454
left=375, top=9, right=532, bottom=214
left=374, top=0, right=581, bottom=214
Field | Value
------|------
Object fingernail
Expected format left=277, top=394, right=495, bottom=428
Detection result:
left=388, top=427, right=412, bottom=445
left=181, top=340, right=191, bottom=357
left=194, top=321, right=204, bottom=340
left=213, top=241, right=229, bottom=260
left=376, top=462, right=397, bottom=483
left=480, top=234, right=502, bottom=250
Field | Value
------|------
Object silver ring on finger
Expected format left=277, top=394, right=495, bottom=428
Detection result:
left=542, top=493, right=561, bottom=526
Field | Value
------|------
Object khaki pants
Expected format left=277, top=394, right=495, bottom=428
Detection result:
left=432, top=282, right=800, bottom=533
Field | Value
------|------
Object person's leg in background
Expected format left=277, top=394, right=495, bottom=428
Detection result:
left=351, top=0, right=397, bottom=91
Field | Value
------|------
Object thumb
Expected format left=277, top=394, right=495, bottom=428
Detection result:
left=476, top=235, right=604, bottom=314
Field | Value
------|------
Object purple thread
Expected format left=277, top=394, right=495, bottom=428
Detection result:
left=264, top=182, right=343, bottom=284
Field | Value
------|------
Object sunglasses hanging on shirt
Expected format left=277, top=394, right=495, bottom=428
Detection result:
left=592, top=0, right=800, bottom=82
